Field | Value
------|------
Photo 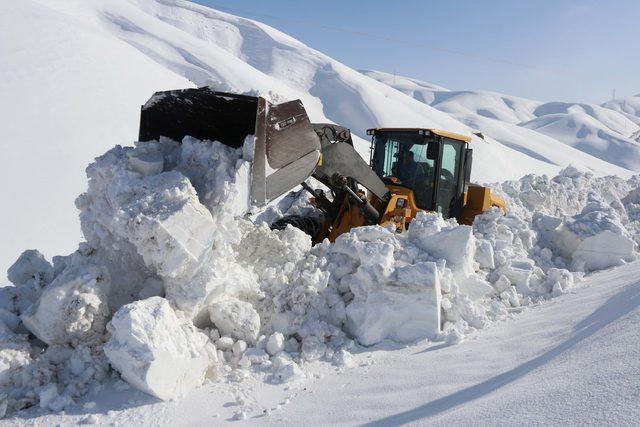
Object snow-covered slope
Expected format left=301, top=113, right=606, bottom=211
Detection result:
left=362, top=69, right=640, bottom=173
left=0, top=1, right=193, bottom=281
left=602, top=94, right=640, bottom=127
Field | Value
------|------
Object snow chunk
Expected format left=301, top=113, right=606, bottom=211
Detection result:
left=409, top=213, right=476, bottom=278
left=8, top=249, right=53, bottom=286
left=535, top=194, right=637, bottom=271
left=104, top=297, right=217, bottom=401
left=266, top=332, right=285, bottom=356
left=346, top=261, right=441, bottom=346
left=208, top=298, right=261, bottom=345
left=21, top=264, right=110, bottom=345
left=116, top=171, right=216, bottom=280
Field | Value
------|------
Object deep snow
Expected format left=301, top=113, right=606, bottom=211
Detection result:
left=2, top=0, right=640, bottom=424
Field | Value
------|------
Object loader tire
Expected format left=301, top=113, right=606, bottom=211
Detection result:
left=270, top=215, right=321, bottom=238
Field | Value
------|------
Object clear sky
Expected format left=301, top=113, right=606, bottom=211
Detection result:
left=192, top=0, right=638, bottom=104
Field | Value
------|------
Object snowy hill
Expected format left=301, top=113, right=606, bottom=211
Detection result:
left=0, top=0, right=638, bottom=279
left=362, top=69, right=640, bottom=172
left=602, top=94, right=640, bottom=127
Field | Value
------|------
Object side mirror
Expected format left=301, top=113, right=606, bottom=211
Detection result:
left=427, top=141, right=440, bottom=161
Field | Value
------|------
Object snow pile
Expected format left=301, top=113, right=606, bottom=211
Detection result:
left=534, top=195, right=636, bottom=271
left=2, top=130, right=639, bottom=418
left=493, top=167, right=640, bottom=270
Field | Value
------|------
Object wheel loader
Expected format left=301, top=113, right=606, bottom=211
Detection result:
left=139, top=87, right=505, bottom=242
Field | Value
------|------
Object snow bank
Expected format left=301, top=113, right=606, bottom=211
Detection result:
left=3, top=130, right=639, bottom=418
left=104, top=297, right=217, bottom=401
left=535, top=195, right=636, bottom=271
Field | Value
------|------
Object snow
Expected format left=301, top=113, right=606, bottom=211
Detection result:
left=534, top=195, right=636, bottom=272
left=104, top=297, right=217, bottom=401
left=363, top=69, right=640, bottom=179
left=6, top=261, right=637, bottom=425
left=10, top=131, right=639, bottom=419
left=265, top=332, right=285, bottom=356
left=251, top=262, right=640, bottom=426
left=3, top=0, right=639, bottom=280
left=208, top=299, right=261, bottom=345
left=346, top=260, right=442, bottom=346
left=20, top=263, right=110, bottom=346
left=1, top=0, right=640, bottom=424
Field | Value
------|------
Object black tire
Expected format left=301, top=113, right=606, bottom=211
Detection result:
left=270, top=215, right=321, bottom=238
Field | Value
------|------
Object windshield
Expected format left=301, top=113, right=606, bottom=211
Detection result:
left=371, top=132, right=437, bottom=209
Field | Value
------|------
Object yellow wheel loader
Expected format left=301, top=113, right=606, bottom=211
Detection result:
left=139, top=88, right=505, bottom=241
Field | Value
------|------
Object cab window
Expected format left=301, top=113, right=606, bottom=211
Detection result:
left=372, top=131, right=437, bottom=210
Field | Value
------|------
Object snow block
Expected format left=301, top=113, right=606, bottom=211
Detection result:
left=104, top=297, right=217, bottom=401
left=117, top=171, right=216, bottom=280
left=208, top=298, right=260, bottom=345
left=21, top=264, right=110, bottom=345
left=409, top=214, right=476, bottom=278
left=346, top=262, right=441, bottom=346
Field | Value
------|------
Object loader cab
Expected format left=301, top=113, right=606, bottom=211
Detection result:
left=367, top=128, right=473, bottom=218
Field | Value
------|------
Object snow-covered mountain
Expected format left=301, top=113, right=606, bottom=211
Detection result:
left=362, top=70, right=640, bottom=172
left=1, top=0, right=638, bottom=279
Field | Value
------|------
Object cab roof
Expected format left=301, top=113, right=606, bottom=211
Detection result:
left=366, top=128, right=472, bottom=143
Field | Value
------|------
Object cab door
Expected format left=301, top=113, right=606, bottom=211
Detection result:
left=435, top=138, right=466, bottom=217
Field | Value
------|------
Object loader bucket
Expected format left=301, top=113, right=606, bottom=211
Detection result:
left=139, top=87, right=321, bottom=207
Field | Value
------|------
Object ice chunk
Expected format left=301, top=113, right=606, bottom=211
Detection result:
left=457, top=275, right=494, bottom=300
left=409, top=214, right=476, bottom=278
left=21, top=264, right=110, bottom=345
left=215, top=336, right=234, bottom=351
left=104, top=297, right=217, bottom=401
left=232, top=340, right=247, bottom=357
left=475, top=239, right=495, bottom=269
left=7, top=250, right=54, bottom=314
left=301, top=336, right=326, bottom=361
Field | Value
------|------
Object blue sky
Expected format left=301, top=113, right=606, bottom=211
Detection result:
left=192, top=1, right=638, bottom=103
